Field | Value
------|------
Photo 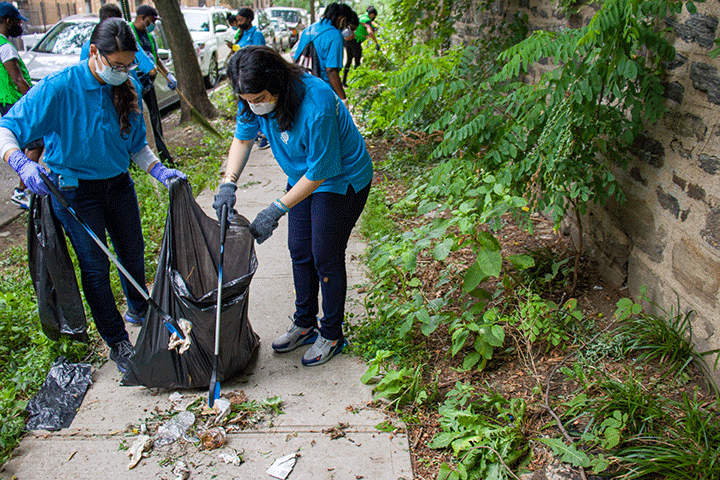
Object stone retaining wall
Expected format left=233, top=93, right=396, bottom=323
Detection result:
left=454, top=0, right=720, bottom=381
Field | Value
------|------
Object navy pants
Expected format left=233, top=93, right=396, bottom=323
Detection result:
left=288, top=183, right=370, bottom=340
left=50, top=172, right=148, bottom=348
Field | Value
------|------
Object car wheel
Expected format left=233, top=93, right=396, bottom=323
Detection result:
left=204, top=54, right=219, bottom=88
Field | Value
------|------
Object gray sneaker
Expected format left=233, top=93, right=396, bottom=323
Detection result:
left=272, top=323, right=318, bottom=353
left=109, top=339, right=133, bottom=373
left=301, top=335, right=346, bottom=366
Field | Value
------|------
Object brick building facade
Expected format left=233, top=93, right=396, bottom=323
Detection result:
left=455, top=1, right=720, bottom=380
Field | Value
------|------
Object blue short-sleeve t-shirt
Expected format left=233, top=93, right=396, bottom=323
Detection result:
left=236, top=26, right=266, bottom=48
left=292, top=19, right=343, bottom=84
left=234, top=74, right=372, bottom=195
left=0, top=62, right=147, bottom=180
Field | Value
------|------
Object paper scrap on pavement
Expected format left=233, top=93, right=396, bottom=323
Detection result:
left=267, top=452, right=299, bottom=479
left=217, top=450, right=241, bottom=466
left=127, top=434, right=153, bottom=469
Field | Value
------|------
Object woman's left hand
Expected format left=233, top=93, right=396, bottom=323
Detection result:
left=150, top=162, right=187, bottom=187
left=249, top=202, right=286, bottom=244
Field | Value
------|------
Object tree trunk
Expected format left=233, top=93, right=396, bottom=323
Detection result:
left=153, top=0, right=218, bottom=122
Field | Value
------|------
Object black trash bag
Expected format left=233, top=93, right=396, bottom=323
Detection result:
left=27, top=193, right=88, bottom=342
left=26, top=356, right=93, bottom=431
left=122, top=178, right=259, bottom=389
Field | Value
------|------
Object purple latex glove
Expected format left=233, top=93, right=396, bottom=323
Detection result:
left=166, top=72, right=177, bottom=90
left=150, top=162, right=186, bottom=187
left=8, top=150, right=50, bottom=195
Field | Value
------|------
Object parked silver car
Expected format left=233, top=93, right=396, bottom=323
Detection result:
left=269, top=18, right=291, bottom=51
left=265, top=7, right=308, bottom=48
left=181, top=7, right=235, bottom=88
left=21, top=13, right=178, bottom=109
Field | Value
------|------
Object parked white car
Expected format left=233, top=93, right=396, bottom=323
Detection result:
left=21, top=13, right=178, bottom=109
left=181, top=6, right=234, bottom=88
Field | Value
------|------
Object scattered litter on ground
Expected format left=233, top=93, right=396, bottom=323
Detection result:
left=200, top=426, right=226, bottom=450
left=322, top=422, right=350, bottom=440
left=217, top=449, right=243, bottom=466
left=155, top=411, right=195, bottom=447
left=267, top=452, right=299, bottom=479
left=211, top=398, right=232, bottom=425
left=127, top=434, right=153, bottom=469
left=172, top=460, right=191, bottom=480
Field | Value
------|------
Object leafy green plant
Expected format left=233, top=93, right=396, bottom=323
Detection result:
left=504, top=291, right=583, bottom=351
left=449, top=308, right=505, bottom=371
left=430, top=382, right=528, bottom=480
left=361, top=350, right=432, bottom=409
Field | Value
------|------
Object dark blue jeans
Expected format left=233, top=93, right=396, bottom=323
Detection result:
left=50, top=172, right=148, bottom=348
left=288, top=183, right=370, bottom=340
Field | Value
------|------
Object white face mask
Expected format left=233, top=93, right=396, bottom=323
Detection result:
left=95, top=53, right=129, bottom=86
left=248, top=100, right=276, bottom=116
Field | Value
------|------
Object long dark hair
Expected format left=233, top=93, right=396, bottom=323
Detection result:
left=227, top=45, right=305, bottom=132
left=322, top=2, right=354, bottom=29
left=89, top=18, right=139, bottom=136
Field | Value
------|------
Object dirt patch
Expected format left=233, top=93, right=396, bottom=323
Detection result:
left=0, top=214, right=27, bottom=257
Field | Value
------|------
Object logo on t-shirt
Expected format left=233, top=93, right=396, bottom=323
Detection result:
left=281, top=131, right=289, bottom=144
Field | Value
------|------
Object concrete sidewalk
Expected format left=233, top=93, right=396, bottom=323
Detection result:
left=0, top=146, right=413, bottom=479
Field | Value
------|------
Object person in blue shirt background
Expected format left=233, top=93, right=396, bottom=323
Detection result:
left=292, top=2, right=356, bottom=106
left=213, top=46, right=373, bottom=367
left=233, top=8, right=266, bottom=50
left=79, top=3, right=156, bottom=79
left=0, top=19, right=186, bottom=373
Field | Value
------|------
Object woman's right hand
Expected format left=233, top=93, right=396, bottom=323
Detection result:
left=8, top=150, right=50, bottom=195
left=213, top=182, right=237, bottom=222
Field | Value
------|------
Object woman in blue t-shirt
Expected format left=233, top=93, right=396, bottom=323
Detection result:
left=0, top=19, right=186, bottom=373
left=213, top=45, right=373, bottom=366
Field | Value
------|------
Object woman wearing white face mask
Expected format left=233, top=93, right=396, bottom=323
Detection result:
left=213, top=46, right=373, bottom=367
left=0, top=18, right=186, bottom=374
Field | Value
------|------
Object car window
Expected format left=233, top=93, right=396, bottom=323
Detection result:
left=183, top=11, right=210, bottom=32
left=33, top=21, right=95, bottom=54
left=270, top=10, right=298, bottom=24
left=153, top=21, right=168, bottom=50
left=213, top=12, right=227, bottom=27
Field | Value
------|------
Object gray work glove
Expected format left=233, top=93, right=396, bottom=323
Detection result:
left=213, top=182, right=237, bottom=221
left=249, top=202, right=286, bottom=244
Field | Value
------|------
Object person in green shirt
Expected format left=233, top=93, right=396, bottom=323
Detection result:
left=342, top=5, right=380, bottom=87
left=0, top=2, right=43, bottom=209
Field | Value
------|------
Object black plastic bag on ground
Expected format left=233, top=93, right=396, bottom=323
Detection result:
left=122, top=178, right=259, bottom=389
left=26, top=356, right=93, bottom=431
left=27, top=193, right=88, bottom=342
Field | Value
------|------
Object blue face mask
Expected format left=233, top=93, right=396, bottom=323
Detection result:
left=146, top=22, right=155, bottom=33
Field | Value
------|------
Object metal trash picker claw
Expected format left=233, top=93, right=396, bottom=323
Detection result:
left=39, top=171, right=192, bottom=352
left=208, top=203, right=228, bottom=408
